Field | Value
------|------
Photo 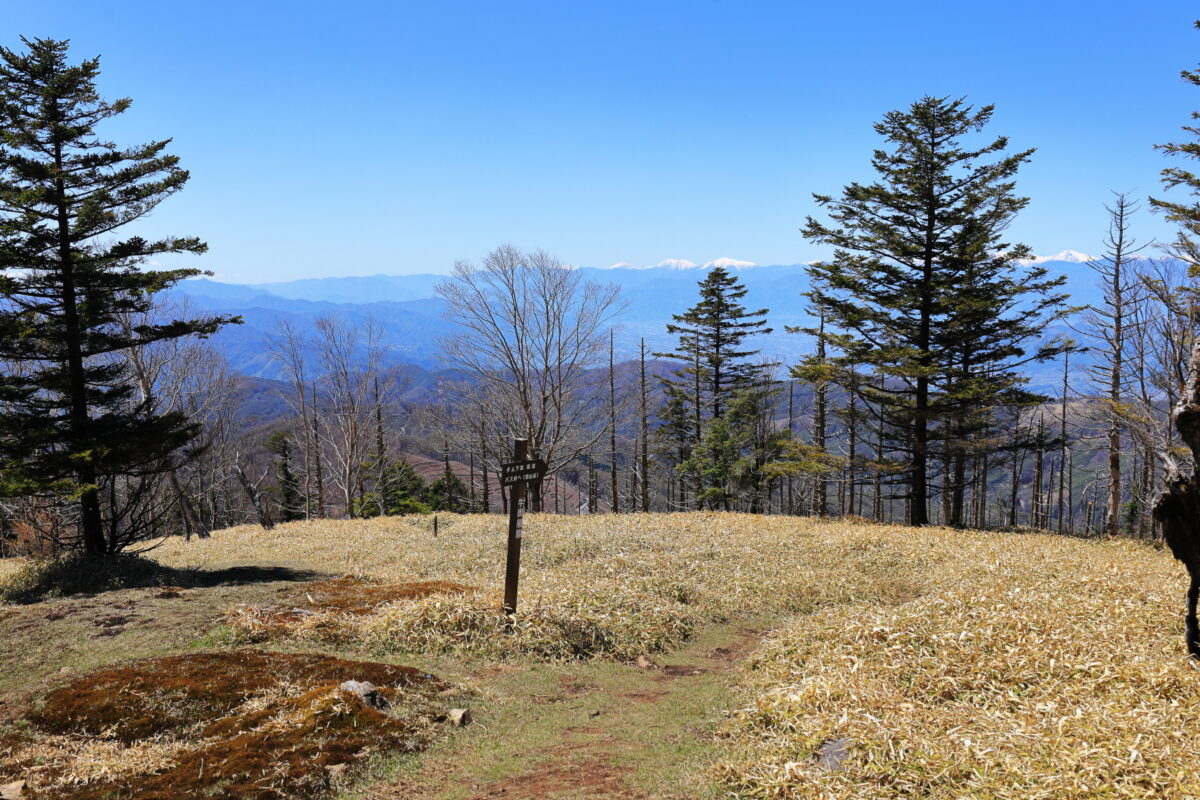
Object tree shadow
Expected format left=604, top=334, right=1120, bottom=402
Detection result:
left=165, top=564, right=327, bottom=589
left=0, top=555, right=328, bottom=604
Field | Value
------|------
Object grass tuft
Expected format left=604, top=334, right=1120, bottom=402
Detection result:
left=127, top=513, right=1200, bottom=797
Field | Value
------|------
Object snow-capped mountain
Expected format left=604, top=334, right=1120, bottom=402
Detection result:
left=172, top=251, right=1132, bottom=387
left=1022, top=249, right=1095, bottom=265
left=600, top=257, right=758, bottom=270
left=703, top=257, right=758, bottom=269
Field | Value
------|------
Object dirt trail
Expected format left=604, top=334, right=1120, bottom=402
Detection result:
left=0, top=564, right=775, bottom=800
left=354, top=618, right=775, bottom=800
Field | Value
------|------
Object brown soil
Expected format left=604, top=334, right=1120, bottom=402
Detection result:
left=657, top=664, right=707, bottom=678
left=278, top=576, right=475, bottom=614
left=464, top=755, right=642, bottom=799
left=227, top=578, right=478, bottom=642
left=5, top=650, right=458, bottom=800
left=367, top=620, right=775, bottom=800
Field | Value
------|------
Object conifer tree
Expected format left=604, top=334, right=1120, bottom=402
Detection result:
left=803, top=96, right=1067, bottom=526
left=1153, top=23, right=1200, bottom=269
left=657, top=266, right=772, bottom=421
left=0, top=38, right=236, bottom=554
left=266, top=432, right=303, bottom=523
left=657, top=266, right=773, bottom=506
left=363, top=457, right=429, bottom=516
left=426, top=464, right=468, bottom=513
left=655, top=389, right=694, bottom=509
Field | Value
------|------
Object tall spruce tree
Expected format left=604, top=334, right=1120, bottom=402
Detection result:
left=0, top=38, right=235, bottom=554
left=803, top=96, right=1067, bottom=526
left=656, top=266, right=774, bottom=507
left=657, top=266, right=772, bottom=422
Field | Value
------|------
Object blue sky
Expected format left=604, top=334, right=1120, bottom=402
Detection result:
left=8, top=1, right=1200, bottom=282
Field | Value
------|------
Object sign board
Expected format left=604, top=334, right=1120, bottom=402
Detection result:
left=503, top=440, right=534, bottom=617
left=500, top=458, right=546, bottom=487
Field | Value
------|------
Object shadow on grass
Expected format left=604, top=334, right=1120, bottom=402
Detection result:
left=174, top=564, right=326, bottom=588
left=0, top=553, right=326, bottom=605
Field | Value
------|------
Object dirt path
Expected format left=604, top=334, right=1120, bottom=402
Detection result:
left=347, top=616, right=777, bottom=800
left=0, top=563, right=776, bottom=800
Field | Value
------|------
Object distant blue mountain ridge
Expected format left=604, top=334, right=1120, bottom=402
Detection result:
left=170, top=254, right=1130, bottom=388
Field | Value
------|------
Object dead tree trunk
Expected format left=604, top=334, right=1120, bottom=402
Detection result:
left=609, top=331, right=619, bottom=513
left=169, top=470, right=209, bottom=540
left=235, top=461, right=275, bottom=530
left=1152, top=340, right=1200, bottom=658
left=640, top=338, right=650, bottom=513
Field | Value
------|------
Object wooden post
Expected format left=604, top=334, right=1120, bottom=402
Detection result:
left=503, top=438, right=529, bottom=616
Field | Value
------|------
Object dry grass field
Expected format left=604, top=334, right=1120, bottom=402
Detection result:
left=1, top=513, right=1197, bottom=799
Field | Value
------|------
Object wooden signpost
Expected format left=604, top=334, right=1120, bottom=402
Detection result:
left=500, top=438, right=546, bottom=616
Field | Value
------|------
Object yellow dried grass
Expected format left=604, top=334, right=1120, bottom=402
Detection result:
left=152, top=513, right=1200, bottom=797
left=157, top=513, right=942, bottom=659
left=715, top=530, right=1199, bottom=799
left=0, top=557, right=24, bottom=586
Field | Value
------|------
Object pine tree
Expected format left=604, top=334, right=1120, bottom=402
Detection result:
left=0, top=38, right=236, bottom=554
left=655, top=388, right=693, bottom=509
left=1153, top=23, right=1200, bottom=269
left=803, top=96, right=1067, bottom=526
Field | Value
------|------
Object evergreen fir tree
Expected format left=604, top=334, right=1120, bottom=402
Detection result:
left=1149, top=18, right=1200, bottom=658
left=1153, top=22, right=1200, bottom=268
left=265, top=432, right=303, bottom=523
left=426, top=464, right=468, bottom=513
left=802, top=96, right=1067, bottom=526
left=654, top=388, right=694, bottom=509
left=656, top=266, right=772, bottom=421
left=656, top=266, right=774, bottom=505
left=0, top=38, right=236, bottom=554
left=356, top=457, right=430, bottom=516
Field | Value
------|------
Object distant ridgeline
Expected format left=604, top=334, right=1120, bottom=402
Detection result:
left=172, top=253, right=1118, bottom=388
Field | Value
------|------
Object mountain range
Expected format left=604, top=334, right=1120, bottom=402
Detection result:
left=171, top=253, right=1119, bottom=387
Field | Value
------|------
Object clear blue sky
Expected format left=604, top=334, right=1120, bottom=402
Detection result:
left=8, top=1, right=1200, bottom=282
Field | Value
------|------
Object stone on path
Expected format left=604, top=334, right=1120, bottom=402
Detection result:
left=813, top=737, right=854, bottom=771
left=338, top=679, right=390, bottom=711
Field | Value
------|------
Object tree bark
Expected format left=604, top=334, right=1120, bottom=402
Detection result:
left=814, top=311, right=829, bottom=517
left=640, top=338, right=650, bottom=513
left=169, top=471, right=209, bottom=540
left=1153, top=340, right=1200, bottom=658
left=235, top=462, right=275, bottom=530
left=609, top=331, right=619, bottom=513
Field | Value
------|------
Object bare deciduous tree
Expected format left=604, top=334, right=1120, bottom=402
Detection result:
left=313, top=315, right=389, bottom=517
left=268, top=320, right=316, bottom=519
left=436, top=245, right=624, bottom=510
